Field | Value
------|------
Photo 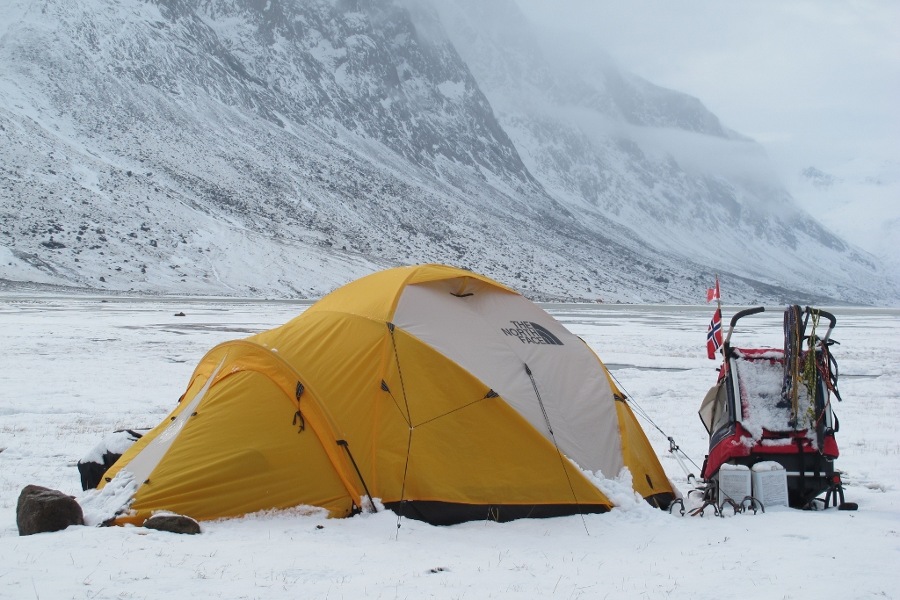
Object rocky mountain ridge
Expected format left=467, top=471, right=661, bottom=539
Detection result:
left=0, top=0, right=895, bottom=304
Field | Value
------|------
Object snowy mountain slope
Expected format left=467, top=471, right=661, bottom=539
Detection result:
left=433, top=0, right=896, bottom=303
left=793, top=159, right=900, bottom=282
left=0, top=0, right=896, bottom=304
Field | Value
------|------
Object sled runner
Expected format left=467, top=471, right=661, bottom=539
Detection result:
left=698, top=305, right=855, bottom=510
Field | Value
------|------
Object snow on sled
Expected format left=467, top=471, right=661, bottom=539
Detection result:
left=698, top=305, right=856, bottom=511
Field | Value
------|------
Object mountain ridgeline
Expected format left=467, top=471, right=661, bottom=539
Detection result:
left=0, top=0, right=895, bottom=304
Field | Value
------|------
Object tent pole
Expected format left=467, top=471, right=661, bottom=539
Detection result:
left=337, top=440, right=377, bottom=513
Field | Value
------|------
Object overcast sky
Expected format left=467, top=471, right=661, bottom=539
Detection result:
left=516, top=1, right=900, bottom=181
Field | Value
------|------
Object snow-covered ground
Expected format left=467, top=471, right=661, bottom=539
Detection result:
left=1, top=297, right=897, bottom=599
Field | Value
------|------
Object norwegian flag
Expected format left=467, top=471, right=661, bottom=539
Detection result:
left=706, top=277, right=720, bottom=303
left=707, top=308, right=723, bottom=359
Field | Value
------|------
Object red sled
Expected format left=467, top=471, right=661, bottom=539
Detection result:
left=699, top=305, right=853, bottom=510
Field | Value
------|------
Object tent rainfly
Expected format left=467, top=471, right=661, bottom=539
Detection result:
left=100, top=264, right=675, bottom=525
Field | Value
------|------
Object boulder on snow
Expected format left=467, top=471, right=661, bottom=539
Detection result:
left=143, top=513, right=201, bottom=535
left=16, top=485, right=84, bottom=536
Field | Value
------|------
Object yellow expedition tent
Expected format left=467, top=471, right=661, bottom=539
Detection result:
left=101, top=264, right=675, bottom=525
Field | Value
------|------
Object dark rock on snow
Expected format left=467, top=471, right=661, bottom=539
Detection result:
left=16, top=485, right=84, bottom=536
left=77, top=428, right=146, bottom=490
left=143, top=514, right=202, bottom=535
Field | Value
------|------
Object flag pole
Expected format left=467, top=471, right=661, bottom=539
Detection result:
left=715, top=274, right=723, bottom=359
left=705, top=274, right=724, bottom=360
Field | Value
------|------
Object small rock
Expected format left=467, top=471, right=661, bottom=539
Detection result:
left=16, top=485, right=84, bottom=536
left=144, top=513, right=201, bottom=534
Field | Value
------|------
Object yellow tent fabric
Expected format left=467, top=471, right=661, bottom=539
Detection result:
left=102, top=264, right=674, bottom=525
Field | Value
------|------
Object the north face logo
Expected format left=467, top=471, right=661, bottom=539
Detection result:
left=501, top=321, right=564, bottom=345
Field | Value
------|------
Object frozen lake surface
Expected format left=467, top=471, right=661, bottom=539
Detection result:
left=1, top=297, right=898, bottom=599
